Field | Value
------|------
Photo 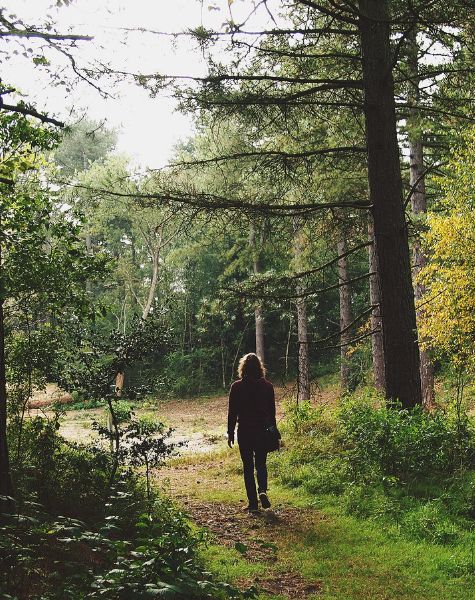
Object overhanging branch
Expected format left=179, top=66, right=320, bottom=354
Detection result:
left=2, top=103, right=63, bottom=127
left=65, top=182, right=372, bottom=216
left=228, top=272, right=373, bottom=300
left=166, top=146, right=367, bottom=169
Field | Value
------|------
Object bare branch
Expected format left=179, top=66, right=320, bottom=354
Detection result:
left=317, top=329, right=378, bottom=351
left=403, top=161, right=447, bottom=208
left=310, top=304, right=376, bottom=344
left=0, top=29, right=92, bottom=41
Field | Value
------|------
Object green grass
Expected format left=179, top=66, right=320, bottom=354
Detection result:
left=280, top=493, right=474, bottom=599
left=170, top=446, right=475, bottom=600
left=201, top=544, right=267, bottom=585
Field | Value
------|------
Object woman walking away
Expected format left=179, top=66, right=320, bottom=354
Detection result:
left=227, top=353, right=276, bottom=512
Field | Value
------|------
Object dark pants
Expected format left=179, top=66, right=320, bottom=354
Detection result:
left=237, top=428, right=268, bottom=506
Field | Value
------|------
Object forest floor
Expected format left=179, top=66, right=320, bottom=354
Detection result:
left=151, top=390, right=473, bottom=600
left=28, top=381, right=336, bottom=451
left=156, top=447, right=474, bottom=600
left=28, top=384, right=474, bottom=599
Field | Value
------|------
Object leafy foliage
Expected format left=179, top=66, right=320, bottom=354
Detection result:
left=2, top=419, right=255, bottom=599
left=418, top=127, right=475, bottom=371
left=275, top=392, right=475, bottom=552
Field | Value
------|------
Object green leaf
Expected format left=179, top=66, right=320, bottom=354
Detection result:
left=234, top=541, right=248, bottom=554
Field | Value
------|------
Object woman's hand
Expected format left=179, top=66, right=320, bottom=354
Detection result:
left=227, top=434, right=234, bottom=448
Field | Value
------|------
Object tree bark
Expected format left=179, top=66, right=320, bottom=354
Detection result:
left=0, top=241, right=13, bottom=501
left=142, top=250, right=159, bottom=320
left=249, top=224, right=265, bottom=362
left=293, top=217, right=310, bottom=402
left=85, top=230, right=92, bottom=294
left=407, top=28, right=436, bottom=409
left=368, top=219, right=385, bottom=391
left=358, top=0, right=422, bottom=407
left=337, top=232, right=352, bottom=392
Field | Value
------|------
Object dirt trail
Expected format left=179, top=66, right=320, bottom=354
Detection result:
left=156, top=388, right=326, bottom=599
left=160, top=459, right=323, bottom=600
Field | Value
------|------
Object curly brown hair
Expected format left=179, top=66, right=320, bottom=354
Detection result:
left=238, top=353, right=266, bottom=380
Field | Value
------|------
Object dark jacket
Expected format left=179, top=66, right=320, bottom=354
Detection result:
left=227, top=377, right=276, bottom=437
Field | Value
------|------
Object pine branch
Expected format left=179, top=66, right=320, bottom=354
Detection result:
left=166, top=146, right=367, bottom=169
left=228, top=272, right=373, bottom=300
left=295, top=0, right=359, bottom=26
left=65, top=182, right=372, bottom=216
left=229, top=241, right=373, bottom=298
left=134, top=72, right=363, bottom=87
left=230, top=40, right=360, bottom=61
left=116, top=26, right=358, bottom=38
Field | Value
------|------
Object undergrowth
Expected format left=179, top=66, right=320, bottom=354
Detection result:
left=272, top=390, right=475, bottom=577
left=0, top=417, right=255, bottom=599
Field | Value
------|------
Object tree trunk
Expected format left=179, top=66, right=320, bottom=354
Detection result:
left=142, top=250, right=159, bottom=320
left=255, top=304, right=265, bottom=363
left=249, top=224, right=265, bottom=362
left=0, top=241, right=13, bottom=501
left=358, top=0, right=422, bottom=407
left=407, top=28, right=436, bottom=409
left=293, top=217, right=310, bottom=402
left=337, top=232, right=352, bottom=392
left=85, top=230, right=92, bottom=294
left=368, top=219, right=385, bottom=391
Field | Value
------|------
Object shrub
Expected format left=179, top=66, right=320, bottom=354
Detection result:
left=10, top=416, right=112, bottom=521
left=338, top=397, right=475, bottom=483
left=3, top=419, right=255, bottom=599
left=275, top=391, right=475, bottom=548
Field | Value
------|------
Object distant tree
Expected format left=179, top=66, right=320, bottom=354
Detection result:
left=54, top=119, right=117, bottom=178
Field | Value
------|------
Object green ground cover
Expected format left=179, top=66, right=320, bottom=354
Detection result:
left=160, top=389, right=475, bottom=600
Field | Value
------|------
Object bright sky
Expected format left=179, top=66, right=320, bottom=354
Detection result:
left=2, top=0, right=269, bottom=169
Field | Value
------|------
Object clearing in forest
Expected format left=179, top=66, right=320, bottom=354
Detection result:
left=26, top=388, right=475, bottom=600
left=154, top=394, right=475, bottom=600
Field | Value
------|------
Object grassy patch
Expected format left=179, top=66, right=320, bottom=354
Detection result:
left=201, top=543, right=267, bottom=585
left=163, top=431, right=475, bottom=600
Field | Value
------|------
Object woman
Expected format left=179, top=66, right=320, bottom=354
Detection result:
left=227, top=352, right=276, bottom=511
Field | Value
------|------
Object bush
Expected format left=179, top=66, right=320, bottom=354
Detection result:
left=339, top=395, right=475, bottom=482
left=10, top=416, right=113, bottom=521
left=274, top=391, right=475, bottom=548
left=91, top=497, right=255, bottom=600
left=3, top=418, right=255, bottom=599
left=0, top=490, right=254, bottom=600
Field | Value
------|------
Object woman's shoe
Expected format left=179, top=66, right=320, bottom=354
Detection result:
left=243, top=504, right=260, bottom=513
left=259, top=492, right=271, bottom=509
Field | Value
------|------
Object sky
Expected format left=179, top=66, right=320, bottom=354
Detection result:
left=2, top=0, right=268, bottom=169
